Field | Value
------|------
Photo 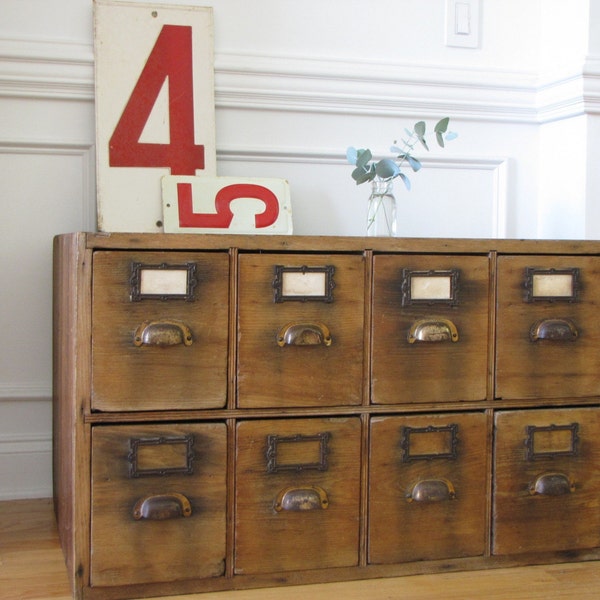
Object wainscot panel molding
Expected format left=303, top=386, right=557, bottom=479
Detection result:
left=217, top=147, right=508, bottom=238
left=0, top=140, right=96, bottom=228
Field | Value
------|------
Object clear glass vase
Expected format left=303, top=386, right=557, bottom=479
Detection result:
left=367, top=179, right=397, bottom=237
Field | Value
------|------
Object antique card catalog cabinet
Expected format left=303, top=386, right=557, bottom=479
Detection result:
left=53, top=233, right=600, bottom=600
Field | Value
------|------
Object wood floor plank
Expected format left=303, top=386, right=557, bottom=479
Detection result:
left=1, top=498, right=599, bottom=600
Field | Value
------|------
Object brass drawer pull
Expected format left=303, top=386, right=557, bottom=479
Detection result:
left=133, top=492, right=192, bottom=520
left=408, top=318, right=459, bottom=344
left=274, top=485, right=329, bottom=511
left=133, top=320, right=193, bottom=347
left=528, top=472, right=575, bottom=496
left=406, top=478, right=456, bottom=503
left=529, top=318, right=578, bottom=342
left=276, top=322, right=332, bottom=347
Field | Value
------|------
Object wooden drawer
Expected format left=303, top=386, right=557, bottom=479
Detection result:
left=92, top=251, right=229, bottom=411
left=496, top=255, right=600, bottom=400
left=90, top=422, right=227, bottom=587
left=371, top=254, right=490, bottom=404
left=493, top=407, right=600, bottom=555
left=234, top=417, right=361, bottom=574
left=368, top=412, right=488, bottom=564
left=237, top=253, right=365, bottom=408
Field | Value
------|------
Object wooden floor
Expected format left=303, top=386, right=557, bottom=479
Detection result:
left=1, top=498, right=599, bottom=600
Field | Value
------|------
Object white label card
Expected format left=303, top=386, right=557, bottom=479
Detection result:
left=282, top=272, right=326, bottom=297
left=532, top=274, right=573, bottom=298
left=411, top=275, right=453, bottom=300
left=139, top=269, right=189, bottom=296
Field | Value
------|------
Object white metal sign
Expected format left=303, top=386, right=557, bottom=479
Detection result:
left=94, top=0, right=216, bottom=232
left=162, top=176, right=293, bottom=234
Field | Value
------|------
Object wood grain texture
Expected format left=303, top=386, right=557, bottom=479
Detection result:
left=52, top=233, right=600, bottom=599
left=2, top=499, right=600, bottom=600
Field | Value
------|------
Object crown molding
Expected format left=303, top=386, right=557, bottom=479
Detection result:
left=1, top=37, right=599, bottom=123
left=214, top=52, right=539, bottom=123
left=0, top=37, right=94, bottom=100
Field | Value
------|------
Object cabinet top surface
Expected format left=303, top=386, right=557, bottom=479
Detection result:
left=56, top=232, right=600, bottom=255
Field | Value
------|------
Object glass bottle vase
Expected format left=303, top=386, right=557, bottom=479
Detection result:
left=367, top=179, right=397, bottom=237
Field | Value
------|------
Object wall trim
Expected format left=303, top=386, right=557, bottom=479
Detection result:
left=218, top=145, right=508, bottom=238
left=0, top=139, right=97, bottom=232
left=1, top=37, right=599, bottom=123
left=0, top=384, right=51, bottom=400
left=0, top=432, right=52, bottom=456
left=0, top=37, right=94, bottom=100
left=0, top=431, right=52, bottom=500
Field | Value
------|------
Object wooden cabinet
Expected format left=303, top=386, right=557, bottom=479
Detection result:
left=237, top=253, right=365, bottom=408
left=53, top=233, right=600, bottom=600
left=368, top=412, right=488, bottom=564
left=371, top=254, right=490, bottom=404
left=493, top=407, right=600, bottom=555
left=496, top=255, right=600, bottom=400
left=235, top=417, right=361, bottom=574
left=92, top=250, right=230, bottom=411
left=90, top=423, right=227, bottom=587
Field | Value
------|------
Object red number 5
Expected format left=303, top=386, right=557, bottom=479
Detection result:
left=109, top=25, right=205, bottom=175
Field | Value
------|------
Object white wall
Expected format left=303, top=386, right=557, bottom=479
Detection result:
left=1, top=0, right=599, bottom=499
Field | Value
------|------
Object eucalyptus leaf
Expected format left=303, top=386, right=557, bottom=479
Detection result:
left=407, top=156, right=422, bottom=172
left=414, top=121, right=426, bottom=136
left=346, top=146, right=358, bottom=165
left=346, top=117, right=455, bottom=187
left=352, top=165, right=375, bottom=184
left=446, top=131, right=458, bottom=141
left=375, top=158, right=400, bottom=179
left=356, top=148, right=372, bottom=169
left=434, top=117, right=449, bottom=133
left=399, top=172, right=411, bottom=191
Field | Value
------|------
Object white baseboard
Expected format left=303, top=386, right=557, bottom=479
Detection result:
left=0, top=397, right=53, bottom=500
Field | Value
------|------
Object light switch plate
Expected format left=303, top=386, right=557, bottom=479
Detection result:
left=445, top=0, right=480, bottom=48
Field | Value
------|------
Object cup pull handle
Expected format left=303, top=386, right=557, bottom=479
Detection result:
left=134, top=320, right=193, bottom=347
left=530, top=318, right=578, bottom=342
left=274, top=485, right=329, bottom=511
left=406, top=478, right=456, bottom=503
left=133, top=492, right=192, bottom=520
left=528, top=472, right=575, bottom=496
left=408, top=318, right=459, bottom=344
left=276, top=322, right=332, bottom=347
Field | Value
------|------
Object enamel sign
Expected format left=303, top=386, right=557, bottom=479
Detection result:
left=94, top=0, right=217, bottom=232
left=162, top=176, right=293, bottom=234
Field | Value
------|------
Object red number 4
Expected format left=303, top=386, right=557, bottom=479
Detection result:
left=109, top=24, right=205, bottom=175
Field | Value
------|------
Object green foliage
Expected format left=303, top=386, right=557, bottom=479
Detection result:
left=347, top=118, right=457, bottom=187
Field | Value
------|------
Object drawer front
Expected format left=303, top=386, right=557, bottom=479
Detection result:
left=496, top=255, right=600, bottom=400
left=235, top=417, right=361, bottom=574
left=372, top=255, right=490, bottom=404
left=90, top=422, right=227, bottom=587
left=368, top=412, right=488, bottom=564
left=237, top=253, right=365, bottom=408
left=493, top=408, right=600, bottom=555
left=92, top=251, right=229, bottom=411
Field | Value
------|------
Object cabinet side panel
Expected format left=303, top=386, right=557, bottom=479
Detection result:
left=53, top=232, right=92, bottom=599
